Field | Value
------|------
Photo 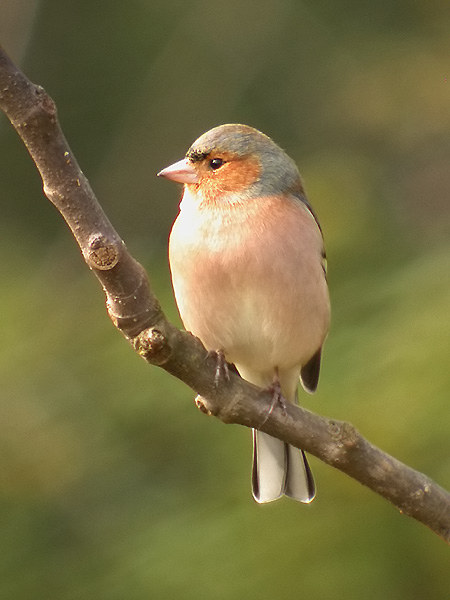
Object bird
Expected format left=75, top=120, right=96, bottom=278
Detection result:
left=158, top=124, right=330, bottom=503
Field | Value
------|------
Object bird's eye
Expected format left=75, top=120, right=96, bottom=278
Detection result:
left=209, top=158, right=225, bottom=170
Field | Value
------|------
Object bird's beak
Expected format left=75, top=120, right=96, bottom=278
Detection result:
left=157, top=158, right=199, bottom=184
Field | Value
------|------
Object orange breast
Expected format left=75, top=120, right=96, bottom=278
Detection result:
left=169, top=192, right=330, bottom=372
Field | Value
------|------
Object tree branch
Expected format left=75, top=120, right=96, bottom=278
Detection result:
left=1, top=46, right=449, bottom=543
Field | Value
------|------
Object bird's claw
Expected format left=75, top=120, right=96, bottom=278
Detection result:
left=267, top=373, right=287, bottom=416
left=207, top=349, right=230, bottom=387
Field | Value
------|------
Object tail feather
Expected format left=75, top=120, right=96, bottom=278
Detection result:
left=284, top=445, right=315, bottom=502
left=252, top=430, right=315, bottom=503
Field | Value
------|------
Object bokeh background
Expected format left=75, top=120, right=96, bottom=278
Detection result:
left=1, top=1, right=449, bottom=598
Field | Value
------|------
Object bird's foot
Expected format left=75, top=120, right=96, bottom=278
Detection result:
left=267, top=371, right=287, bottom=416
left=207, top=349, right=230, bottom=387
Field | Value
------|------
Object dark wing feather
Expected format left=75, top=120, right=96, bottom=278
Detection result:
left=300, top=347, right=322, bottom=393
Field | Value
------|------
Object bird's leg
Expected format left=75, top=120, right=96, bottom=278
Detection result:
left=267, top=368, right=287, bottom=415
left=207, top=349, right=230, bottom=387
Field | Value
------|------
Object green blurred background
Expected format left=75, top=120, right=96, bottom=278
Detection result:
left=1, top=1, right=449, bottom=598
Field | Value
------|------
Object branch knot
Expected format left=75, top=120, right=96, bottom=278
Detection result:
left=134, top=327, right=172, bottom=365
left=86, top=234, right=120, bottom=270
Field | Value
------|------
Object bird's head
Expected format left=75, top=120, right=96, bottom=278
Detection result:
left=158, top=124, right=304, bottom=204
